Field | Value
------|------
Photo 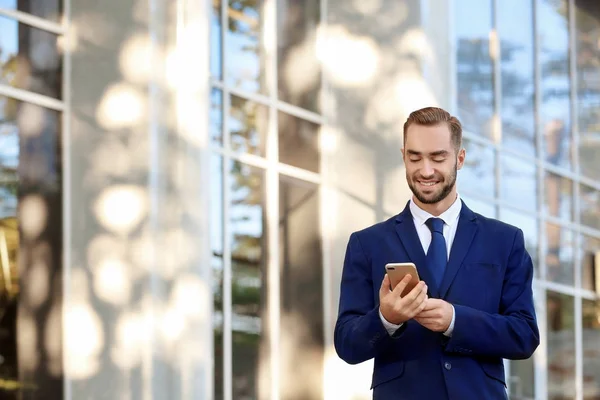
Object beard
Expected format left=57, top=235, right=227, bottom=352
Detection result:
left=407, top=162, right=457, bottom=205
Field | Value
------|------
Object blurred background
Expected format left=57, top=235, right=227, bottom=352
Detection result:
left=0, top=0, right=599, bottom=399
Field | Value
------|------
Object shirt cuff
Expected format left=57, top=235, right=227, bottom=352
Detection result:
left=443, top=305, right=456, bottom=337
left=379, top=308, right=403, bottom=335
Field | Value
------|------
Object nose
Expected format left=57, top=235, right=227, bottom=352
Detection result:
left=421, top=160, right=435, bottom=177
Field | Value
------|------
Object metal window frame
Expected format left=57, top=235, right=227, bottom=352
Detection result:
left=0, top=8, right=65, bottom=34
left=567, top=0, right=585, bottom=397
left=0, top=85, right=64, bottom=111
left=218, top=1, right=233, bottom=399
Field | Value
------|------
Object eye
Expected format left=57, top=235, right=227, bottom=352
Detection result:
left=409, top=157, right=421, bottom=162
left=432, top=158, right=445, bottom=163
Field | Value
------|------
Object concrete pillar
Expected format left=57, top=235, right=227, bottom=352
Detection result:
left=65, top=0, right=212, bottom=398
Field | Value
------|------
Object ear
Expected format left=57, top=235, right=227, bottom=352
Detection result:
left=401, top=147, right=406, bottom=162
left=456, top=148, right=466, bottom=170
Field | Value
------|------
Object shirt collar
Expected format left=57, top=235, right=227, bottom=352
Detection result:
left=409, top=193, right=462, bottom=227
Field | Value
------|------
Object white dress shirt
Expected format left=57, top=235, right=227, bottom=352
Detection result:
left=379, top=194, right=462, bottom=336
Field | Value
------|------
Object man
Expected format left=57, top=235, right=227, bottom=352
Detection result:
left=334, top=107, right=539, bottom=399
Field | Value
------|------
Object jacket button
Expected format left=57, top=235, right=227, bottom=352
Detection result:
left=444, top=362, right=452, bottom=370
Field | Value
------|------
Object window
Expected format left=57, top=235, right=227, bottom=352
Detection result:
left=0, top=2, right=64, bottom=396
left=210, top=1, right=324, bottom=398
left=454, top=0, right=600, bottom=397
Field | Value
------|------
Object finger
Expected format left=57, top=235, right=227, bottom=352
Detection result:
left=401, top=281, right=427, bottom=305
left=415, top=318, right=438, bottom=326
left=391, top=273, right=413, bottom=297
left=414, top=317, right=433, bottom=328
left=408, top=288, right=429, bottom=315
left=422, top=298, right=441, bottom=311
left=415, top=309, right=436, bottom=318
left=379, top=274, right=391, bottom=298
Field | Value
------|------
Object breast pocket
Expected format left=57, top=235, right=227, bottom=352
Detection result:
left=453, top=262, right=503, bottom=310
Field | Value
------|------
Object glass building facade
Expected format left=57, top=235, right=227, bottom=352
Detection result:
left=1, top=0, right=600, bottom=399
left=207, top=0, right=600, bottom=399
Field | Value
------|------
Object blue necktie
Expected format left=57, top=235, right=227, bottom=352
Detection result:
left=425, top=217, right=447, bottom=288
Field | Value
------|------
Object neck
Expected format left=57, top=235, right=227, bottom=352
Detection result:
left=413, top=190, right=458, bottom=216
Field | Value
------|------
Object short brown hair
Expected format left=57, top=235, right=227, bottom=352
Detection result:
left=403, top=107, right=462, bottom=151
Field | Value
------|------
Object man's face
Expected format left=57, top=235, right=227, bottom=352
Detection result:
left=402, top=123, right=465, bottom=205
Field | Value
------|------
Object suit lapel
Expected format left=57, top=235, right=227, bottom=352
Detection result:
left=438, top=201, right=478, bottom=298
left=394, top=202, right=439, bottom=297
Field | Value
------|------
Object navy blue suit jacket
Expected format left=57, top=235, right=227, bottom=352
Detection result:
left=334, top=200, right=539, bottom=399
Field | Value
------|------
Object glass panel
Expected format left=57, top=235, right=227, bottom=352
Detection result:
left=0, top=96, right=61, bottom=396
left=0, top=16, right=62, bottom=99
left=545, top=223, right=575, bottom=286
left=582, top=235, right=600, bottom=292
left=498, top=0, right=535, bottom=157
left=500, top=208, right=539, bottom=276
left=279, top=176, right=323, bottom=400
left=0, top=0, right=61, bottom=21
left=454, top=0, right=494, bottom=138
left=509, top=357, right=535, bottom=400
left=278, top=112, right=320, bottom=173
left=581, top=184, right=600, bottom=231
left=575, top=0, right=600, bottom=180
left=544, top=173, right=572, bottom=221
left=230, top=160, right=269, bottom=399
left=277, top=0, right=321, bottom=113
left=230, top=95, right=268, bottom=156
left=211, top=0, right=222, bottom=79
left=227, top=0, right=268, bottom=94
left=539, top=0, right=571, bottom=168
left=0, top=95, right=19, bottom=396
left=211, top=155, right=224, bottom=399
left=500, top=154, right=536, bottom=210
left=457, top=140, right=495, bottom=198
left=583, top=298, right=600, bottom=399
left=211, top=89, right=223, bottom=146
left=547, top=291, right=575, bottom=400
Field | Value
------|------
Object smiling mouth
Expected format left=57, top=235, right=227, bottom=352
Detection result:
left=418, top=180, right=439, bottom=187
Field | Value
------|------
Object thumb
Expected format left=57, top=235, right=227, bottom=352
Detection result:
left=379, top=274, right=391, bottom=298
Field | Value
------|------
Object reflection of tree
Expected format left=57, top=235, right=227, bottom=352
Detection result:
left=229, top=161, right=264, bottom=324
left=230, top=96, right=268, bottom=156
left=456, top=38, right=494, bottom=138
left=0, top=51, right=19, bottom=123
left=581, top=185, right=600, bottom=233
left=457, top=37, right=534, bottom=144
left=222, top=0, right=268, bottom=93
left=228, top=161, right=267, bottom=399
left=0, top=50, right=22, bottom=395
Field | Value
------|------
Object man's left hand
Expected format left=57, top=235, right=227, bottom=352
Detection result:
left=414, top=298, right=453, bottom=332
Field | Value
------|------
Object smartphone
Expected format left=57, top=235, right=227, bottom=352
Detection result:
left=385, top=262, right=420, bottom=297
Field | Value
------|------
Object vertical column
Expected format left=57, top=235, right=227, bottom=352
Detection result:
left=66, top=0, right=212, bottom=397
left=568, top=0, right=582, bottom=399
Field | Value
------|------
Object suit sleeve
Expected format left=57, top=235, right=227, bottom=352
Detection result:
left=444, top=229, right=540, bottom=360
left=334, top=233, right=407, bottom=365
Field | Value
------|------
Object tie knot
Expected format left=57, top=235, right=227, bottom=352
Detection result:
left=426, top=217, right=444, bottom=234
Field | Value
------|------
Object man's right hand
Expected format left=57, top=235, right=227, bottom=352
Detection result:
left=379, top=274, right=428, bottom=325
